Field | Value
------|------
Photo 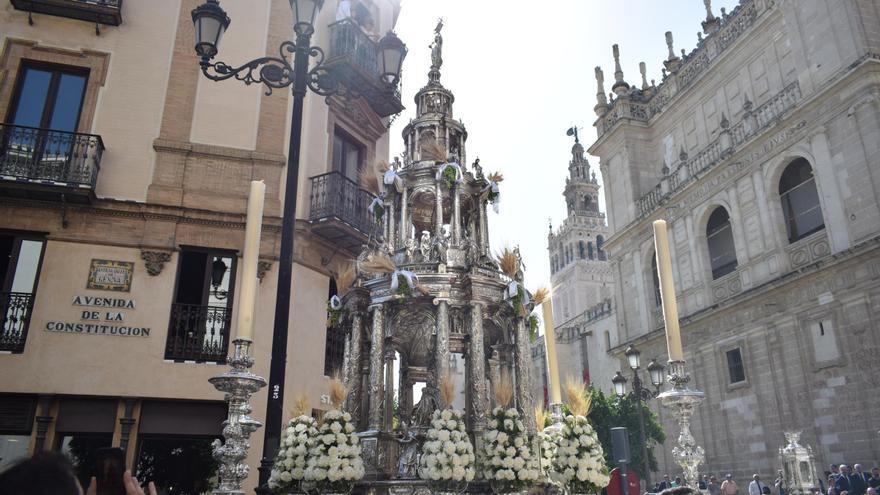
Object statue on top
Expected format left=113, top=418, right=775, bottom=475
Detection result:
left=430, top=19, right=443, bottom=70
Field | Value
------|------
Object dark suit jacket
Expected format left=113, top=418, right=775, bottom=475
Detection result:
left=850, top=473, right=869, bottom=495
left=835, top=475, right=852, bottom=493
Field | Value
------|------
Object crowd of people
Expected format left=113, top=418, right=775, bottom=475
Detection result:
left=652, top=465, right=880, bottom=495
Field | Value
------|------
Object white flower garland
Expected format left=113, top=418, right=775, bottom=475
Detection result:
left=268, top=414, right=319, bottom=493
left=419, top=409, right=476, bottom=485
left=304, top=410, right=364, bottom=492
left=481, top=407, right=539, bottom=490
left=538, top=428, right=559, bottom=477
left=553, top=415, right=610, bottom=493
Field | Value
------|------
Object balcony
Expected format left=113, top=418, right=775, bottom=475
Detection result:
left=10, top=0, right=123, bottom=26
left=0, top=292, right=34, bottom=354
left=164, top=303, right=231, bottom=363
left=326, top=19, right=404, bottom=118
left=0, top=123, right=103, bottom=203
left=308, top=172, right=376, bottom=252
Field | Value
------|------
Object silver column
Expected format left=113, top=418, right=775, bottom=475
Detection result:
left=345, top=311, right=364, bottom=424
left=514, top=318, right=536, bottom=434
left=435, top=179, right=444, bottom=239
left=399, top=187, right=409, bottom=247
left=452, top=184, right=462, bottom=246
left=368, top=305, right=385, bottom=430
left=434, top=299, right=450, bottom=382
left=468, top=302, right=487, bottom=446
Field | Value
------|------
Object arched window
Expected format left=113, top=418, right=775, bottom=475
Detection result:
left=706, top=207, right=738, bottom=279
left=587, top=242, right=594, bottom=259
left=578, top=241, right=586, bottom=259
left=650, top=253, right=661, bottom=307
left=583, top=195, right=592, bottom=210
left=779, top=158, right=825, bottom=243
left=596, top=235, right=606, bottom=260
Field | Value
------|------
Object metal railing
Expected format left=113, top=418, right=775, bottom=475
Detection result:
left=0, top=123, right=103, bottom=189
left=309, top=171, right=375, bottom=235
left=10, top=0, right=123, bottom=25
left=164, top=303, right=231, bottom=363
left=328, top=19, right=380, bottom=77
left=0, top=292, right=34, bottom=353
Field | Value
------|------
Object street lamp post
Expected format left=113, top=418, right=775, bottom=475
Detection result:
left=612, top=345, right=665, bottom=489
left=190, top=1, right=406, bottom=492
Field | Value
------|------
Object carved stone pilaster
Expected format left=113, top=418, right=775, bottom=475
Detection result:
left=140, top=250, right=171, bottom=276
left=256, top=261, right=273, bottom=283
left=368, top=305, right=386, bottom=430
left=514, top=318, right=536, bottom=434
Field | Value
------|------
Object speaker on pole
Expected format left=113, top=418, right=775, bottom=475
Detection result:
left=611, top=427, right=631, bottom=464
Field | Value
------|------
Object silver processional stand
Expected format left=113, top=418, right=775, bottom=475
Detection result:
left=209, top=339, right=267, bottom=495
left=657, top=359, right=705, bottom=490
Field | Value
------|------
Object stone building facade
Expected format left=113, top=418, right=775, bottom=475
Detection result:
left=591, top=0, right=880, bottom=479
left=0, top=0, right=402, bottom=491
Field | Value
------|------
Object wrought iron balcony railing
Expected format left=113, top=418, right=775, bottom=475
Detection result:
left=308, top=171, right=376, bottom=251
left=326, top=19, right=404, bottom=118
left=0, top=123, right=103, bottom=195
left=164, top=303, right=231, bottom=363
left=0, top=292, right=34, bottom=354
left=10, top=0, right=123, bottom=27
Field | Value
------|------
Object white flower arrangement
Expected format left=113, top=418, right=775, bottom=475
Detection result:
left=553, top=415, right=610, bottom=493
left=268, top=414, right=319, bottom=493
left=418, top=408, right=476, bottom=487
left=304, top=409, right=364, bottom=493
left=481, top=406, right=539, bottom=492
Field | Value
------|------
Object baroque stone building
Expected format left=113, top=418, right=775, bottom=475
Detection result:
left=0, top=0, right=403, bottom=491
left=591, top=0, right=880, bottom=479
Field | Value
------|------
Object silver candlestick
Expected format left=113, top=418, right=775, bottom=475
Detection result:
left=657, top=360, right=705, bottom=489
left=209, top=338, right=268, bottom=495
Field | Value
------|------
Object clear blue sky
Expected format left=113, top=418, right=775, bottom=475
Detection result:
left=389, top=0, right=740, bottom=294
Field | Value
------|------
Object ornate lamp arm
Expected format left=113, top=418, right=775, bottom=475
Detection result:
left=199, top=39, right=351, bottom=98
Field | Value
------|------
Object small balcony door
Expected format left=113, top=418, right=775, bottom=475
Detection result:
left=3, top=62, right=89, bottom=180
left=0, top=233, right=46, bottom=353
left=165, top=248, right=236, bottom=362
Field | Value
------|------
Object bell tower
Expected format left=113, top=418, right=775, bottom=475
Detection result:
left=548, top=129, right=613, bottom=323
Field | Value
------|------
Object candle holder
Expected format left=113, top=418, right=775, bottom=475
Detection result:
left=657, top=359, right=705, bottom=490
left=209, top=338, right=268, bottom=495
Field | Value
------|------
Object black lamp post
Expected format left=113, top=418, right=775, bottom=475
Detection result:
left=190, top=1, right=406, bottom=492
left=612, top=345, right=665, bottom=488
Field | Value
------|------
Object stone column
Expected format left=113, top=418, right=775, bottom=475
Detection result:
left=452, top=184, right=462, bottom=246
left=435, top=299, right=450, bottom=383
left=368, top=305, right=385, bottom=430
left=399, top=361, right=412, bottom=422
left=345, top=311, right=365, bottom=421
left=435, top=179, right=444, bottom=239
left=399, top=187, right=409, bottom=248
left=514, top=318, right=536, bottom=434
left=468, top=302, right=488, bottom=449
left=383, top=349, right=396, bottom=430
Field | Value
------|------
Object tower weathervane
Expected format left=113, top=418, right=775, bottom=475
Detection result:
left=430, top=19, right=444, bottom=71
left=566, top=126, right=580, bottom=143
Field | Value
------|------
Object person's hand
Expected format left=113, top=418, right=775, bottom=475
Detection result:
left=123, top=470, right=157, bottom=495
left=84, top=471, right=157, bottom=495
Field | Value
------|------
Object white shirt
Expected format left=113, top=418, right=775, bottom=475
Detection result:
left=749, top=480, right=765, bottom=495
left=335, top=0, right=351, bottom=21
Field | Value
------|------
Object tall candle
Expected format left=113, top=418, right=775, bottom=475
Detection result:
left=652, top=219, right=684, bottom=361
left=236, top=180, right=266, bottom=341
left=542, top=295, right=562, bottom=405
